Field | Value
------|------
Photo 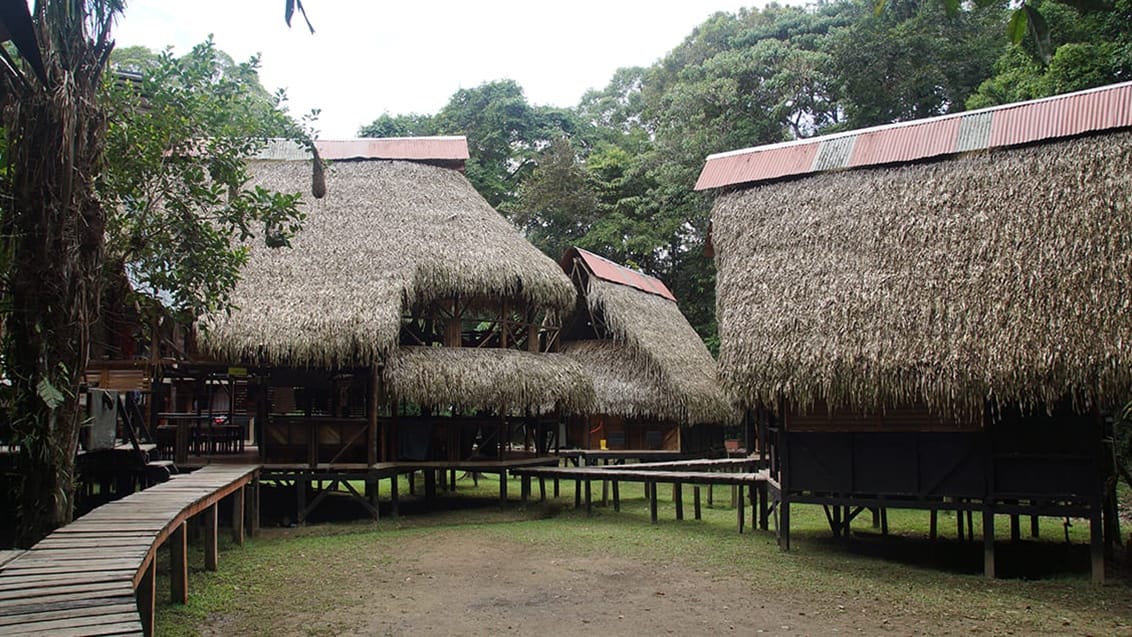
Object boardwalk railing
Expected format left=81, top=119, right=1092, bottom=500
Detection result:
left=0, top=464, right=259, bottom=637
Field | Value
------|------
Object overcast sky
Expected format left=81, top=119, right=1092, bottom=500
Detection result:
left=113, top=1, right=762, bottom=139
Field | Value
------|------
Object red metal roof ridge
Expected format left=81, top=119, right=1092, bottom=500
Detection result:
left=566, top=247, right=677, bottom=302
left=697, top=80, right=1132, bottom=190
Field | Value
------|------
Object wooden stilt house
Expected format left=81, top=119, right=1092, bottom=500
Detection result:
left=696, top=82, right=1132, bottom=582
left=197, top=137, right=593, bottom=518
left=559, top=247, right=733, bottom=454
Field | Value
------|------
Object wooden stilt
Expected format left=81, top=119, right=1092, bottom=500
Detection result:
left=612, top=480, right=620, bottom=512
left=585, top=479, right=592, bottom=516
left=780, top=499, right=791, bottom=551
left=929, top=509, right=938, bottom=540
left=204, top=504, right=219, bottom=572
left=554, top=478, right=560, bottom=498
left=171, top=521, right=188, bottom=604
left=248, top=475, right=260, bottom=537
left=521, top=475, right=530, bottom=503
left=391, top=473, right=400, bottom=518
left=296, top=476, right=307, bottom=526
left=871, top=507, right=880, bottom=529
left=1010, top=513, right=1020, bottom=542
left=737, top=485, right=745, bottom=534
left=574, top=479, right=582, bottom=508
left=1030, top=514, right=1039, bottom=538
left=499, top=471, right=508, bottom=509
left=983, top=509, right=996, bottom=579
left=693, top=486, right=702, bottom=520
left=880, top=507, right=888, bottom=536
left=757, top=482, right=768, bottom=530
left=538, top=477, right=546, bottom=502
left=1090, top=505, right=1105, bottom=585
left=233, top=486, right=245, bottom=545
left=648, top=481, right=658, bottom=523
left=674, top=482, right=684, bottom=520
left=137, top=559, right=156, bottom=637
left=408, top=471, right=416, bottom=496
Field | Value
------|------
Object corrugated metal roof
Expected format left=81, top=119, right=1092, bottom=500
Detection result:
left=255, top=136, right=469, bottom=162
left=561, top=247, right=676, bottom=302
left=696, top=81, right=1132, bottom=190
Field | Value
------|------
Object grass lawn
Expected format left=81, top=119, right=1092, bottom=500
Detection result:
left=154, top=475, right=1131, bottom=636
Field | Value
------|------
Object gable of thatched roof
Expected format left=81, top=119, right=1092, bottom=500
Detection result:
left=561, top=248, right=734, bottom=425
left=709, top=129, right=1132, bottom=417
left=198, top=139, right=576, bottom=368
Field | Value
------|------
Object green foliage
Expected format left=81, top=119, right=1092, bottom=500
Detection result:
left=832, top=0, right=1006, bottom=128
left=969, top=0, right=1132, bottom=107
left=101, top=38, right=313, bottom=322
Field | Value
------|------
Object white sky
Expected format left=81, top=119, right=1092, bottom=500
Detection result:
left=113, top=1, right=762, bottom=139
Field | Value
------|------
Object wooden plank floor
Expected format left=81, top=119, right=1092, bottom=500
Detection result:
left=0, top=464, right=258, bottom=636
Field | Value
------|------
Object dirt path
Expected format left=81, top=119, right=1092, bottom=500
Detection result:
left=199, top=529, right=957, bottom=637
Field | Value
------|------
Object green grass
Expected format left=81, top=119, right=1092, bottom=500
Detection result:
left=154, top=474, right=1131, bottom=636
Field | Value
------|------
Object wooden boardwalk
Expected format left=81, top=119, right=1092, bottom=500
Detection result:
left=0, top=464, right=259, bottom=636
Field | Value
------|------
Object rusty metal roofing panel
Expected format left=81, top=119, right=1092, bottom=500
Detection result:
left=848, top=116, right=959, bottom=167
left=694, top=140, right=820, bottom=190
left=812, top=135, right=856, bottom=172
left=565, top=247, right=676, bottom=302
left=989, top=83, right=1132, bottom=148
left=315, top=136, right=470, bottom=161
left=956, top=111, right=992, bottom=152
left=697, top=81, right=1132, bottom=190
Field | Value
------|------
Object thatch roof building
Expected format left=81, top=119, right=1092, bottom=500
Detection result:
left=696, top=82, right=1131, bottom=581
left=559, top=248, right=733, bottom=450
left=198, top=137, right=590, bottom=416
left=699, top=82, right=1132, bottom=419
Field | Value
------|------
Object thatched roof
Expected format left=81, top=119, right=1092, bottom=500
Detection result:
left=562, top=249, right=735, bottom=424
left=710, top=130, right=1132, bottom=417
left=382, top=346, right=594, bottom=415
left=198, top=148, right=576, bottom=368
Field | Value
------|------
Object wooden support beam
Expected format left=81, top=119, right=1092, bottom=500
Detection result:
left=296, top=475, right=307, bottom=526
left=780, top=499, right=791, bottom=551
left=574, top=479, right=582, bottom=508
left=612, top=480, right=620, bottom=512
left=498, top=471, right=507, bottom=509
left=538, top=477, right=546, bottom=502
left=1090, top=506, right=1105, bottom=585
left=232, top=486, right=245, bottom=546
left=648, top=481, right=658, bottom=523
left=1010, top=513, right=1021, bottom=542
left=136, top=559, right=156, bottom=637
left=1031, top=514, right=1040, bottom=538
left=170, top=521, right=188, bottom=604
left=757, top=482, right=769, bottom=530
left=983, top=509, right=996, bottom=579
left=674, top=482, right=684, bottom=521
left=248, top=476, right=260, bottom=537
left=737, top=485, right=746, bottom=534
left=390, top=473, right=400, bottom=518
left=693, top=486, right=701, bottom=520
left=204, top=504, right=219, bottom=572
left=585, top=479, right=592, bottom=516
left=929, top=510, right=938, bottom=540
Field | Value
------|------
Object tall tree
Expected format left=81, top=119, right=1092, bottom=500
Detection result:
left=0, top=0, right=122, bottom=545
left=513, top=136, right=600, bottom=261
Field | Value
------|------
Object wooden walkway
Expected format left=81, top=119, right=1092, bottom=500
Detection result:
left=0, top=464, right=259, bottom=636
left=510, top=463, right=770, bottom=532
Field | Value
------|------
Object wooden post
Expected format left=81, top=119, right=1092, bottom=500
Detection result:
left=780, top=499, right=791, bottom=551
left=758, top=482, right=769, bottom=530
left=880, top=507, right=889, bottom=536
left=983, top=509, right=996, bottom=579
left=1090, top=505, right=1105, bottom=585
left=648, top=481, right=659, bottom=523
left=929, top=509, right=938, bottom=540
left=498, top=471, right=507, bottom=509
left=1030, top=514, right=1040, bottom=538
left=204, top=503, right=219, bottom=571
left=297, top=474, right=307, bottom=525
left=612, top=480, right=620, bottom=512
left=233, top=486, right=246, bottom=545
left=693, top=486, right=702, bottom=520
left=737, top=485, right=745, bottom=534
left=574, top=479, right=582, bottom=508
left=391, top=473, right=400, bottom=518
left=1010, top=513, right=1020, bottom=542
left=249, top=475, right=260, bottom=537
left=171, top=521, right=189, bottom=604
left=585, top=479, right=592, bottom=516
left=137, top=559, right=156, bottom=637
left=538, top=477, right=546, bottom=502
left=674, top=482, right=684, bottom=521
left=520, top=475, right=530, bottom=504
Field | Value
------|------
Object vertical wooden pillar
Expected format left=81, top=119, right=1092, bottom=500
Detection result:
left=248, top=475, right=260, bottom=537
left=137, top=559, right=156, bottom=637
left=368, top=367, right=380, bottom=466
left=296, top=475, right=307, bottom=525
left=983, top=509, right=996, bottom=579
left=674, top=482, right=684, bottom=520
left=612, top=480, right=620, bottom=512
left=233, top=486, right=246, bottom=545
left=390, top=472, right=400, bottom=518
left=1090, top=505, right=1105, bottom=585
left=693, top=486, right=702, bottom=520
left=648, top=481, right=659, bottom=523
left=204, top=503, right=219, bottom=571
left=737, top=485, right=746, bottom=534
left=929, top=509, right=938, bottom=540
left=170, top=521, right=188, bottom=604
left=498, top=470, right=508, bottom=509
left=584, top=479, right=592, bottom=516
left=780, top=499, right=791, bottom=551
